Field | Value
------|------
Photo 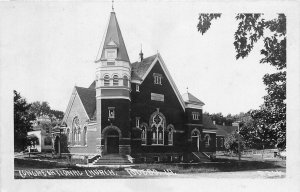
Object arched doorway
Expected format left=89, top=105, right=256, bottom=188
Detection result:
left=106, top=129, right=119, bottom=154
left=191, top=129, right=200, bottom=152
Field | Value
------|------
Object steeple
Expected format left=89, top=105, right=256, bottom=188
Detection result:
left=97, top=11, right=130, bottom=62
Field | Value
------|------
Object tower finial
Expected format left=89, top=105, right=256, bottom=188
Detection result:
left=112, top=0, right=114, bottom=12
left=186, top=86, right=189, bottom=93
left=139, top=44, right=144, bottom=62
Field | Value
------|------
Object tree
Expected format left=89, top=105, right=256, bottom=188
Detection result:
left=14, top=90, right=35, bottom=151
left=29, top=101, right=64, bottom=126
left=224, top=131, right=245, bottom=155
left=197, top=13, right=286, bottom=149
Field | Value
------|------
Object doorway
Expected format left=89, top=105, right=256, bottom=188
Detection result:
left=191, top=130, right=200, bottom=152
left=106, top=130, right=119, bottom=154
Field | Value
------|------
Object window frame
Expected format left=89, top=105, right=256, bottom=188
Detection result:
left=113, top=75, right=119, bottom=86
left=108, top=107, right=115, bottom=119
left=104, top=75, right=110, bottom=86
left=204, top=134, right=211, bottom=148
left=153, top=73, right=162, bottom=85
left=192, top=112, right=200, bottom=120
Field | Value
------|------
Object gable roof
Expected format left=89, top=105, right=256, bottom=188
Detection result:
left=97, top=11, right=130, bottom=62
left=132, top=53, right=186, bottom=111
left=89, top=81, right=96, bottom=89
left=203, top=114, right=218, bottom=130
left=75, top=86, right=96, bottom=119
left=182, top=92, right=205, bottom=106
left=131, top=54, right=157, bottom=79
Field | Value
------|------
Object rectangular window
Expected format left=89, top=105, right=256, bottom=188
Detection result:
left=153, top=156, right=159, bottom=162
left=153, top=73, right=162, bottom=85
left=192, top=112, right=199, bottom=120
left=108, top=107, right=115, bottom=118
left=136, top=84, right=140, bottom=92
left=136, top=117, right=140, bottom=128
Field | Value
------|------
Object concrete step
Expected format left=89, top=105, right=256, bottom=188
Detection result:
left=192, top=152, right=211, bottom=162
left=92, top=154, right=132, bottom=165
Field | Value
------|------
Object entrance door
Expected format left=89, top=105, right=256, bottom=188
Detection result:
left=106, top=130, right=119, bottom=154
left=191, top=136, right=199, bottom=152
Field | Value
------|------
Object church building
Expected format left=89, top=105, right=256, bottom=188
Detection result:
left=61, top=9, right=217, bottom=163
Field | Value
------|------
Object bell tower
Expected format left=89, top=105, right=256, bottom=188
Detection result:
left=95, top=10, right=131, bottom=155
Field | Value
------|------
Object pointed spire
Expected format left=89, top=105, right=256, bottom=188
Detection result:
left=97, top=10, right=130, bottom=62
left=112, top=0, right=114, bottom=12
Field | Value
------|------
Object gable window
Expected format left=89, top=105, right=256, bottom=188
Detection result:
left=123, top=75, right=128, bottom=87
left=153, top=73, right=162, bottom=85
left=192, top=112, right=200, bottom=120
left=113, top=75, right=119, bottom=86
left=108, top=107, right=115, bottom=119
left=136, top=117, right=140, bottom=128
left=204, top=134, right=211, bottom=148
left=136, top=84, right=140, bottom=92
left=104, top=75, right=110, bottom=86
left=106, top=49, right=117, bottom=59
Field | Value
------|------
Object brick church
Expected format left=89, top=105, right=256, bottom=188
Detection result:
left=60, top=9, right=217, bottom=163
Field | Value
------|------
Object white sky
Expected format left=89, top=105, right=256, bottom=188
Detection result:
left=0, top=1, right=290, bottom=115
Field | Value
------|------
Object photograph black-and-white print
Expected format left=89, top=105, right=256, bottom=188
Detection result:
left=1, top=0, right=300, bottom=191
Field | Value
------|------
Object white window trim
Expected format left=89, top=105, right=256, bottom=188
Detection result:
left=136, top=84, right=140, bottom=92
left=192, top=112, right=199, bottom=120
left=108, top=107, right=115, bottom=118
left=136, top=117, right=140, bottom=128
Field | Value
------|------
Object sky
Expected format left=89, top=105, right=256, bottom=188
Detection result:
left=0, top=0, right=291, bottom=115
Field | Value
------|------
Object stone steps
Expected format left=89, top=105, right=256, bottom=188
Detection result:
left=92, top=154, right=132, bottom=165
left=192, top=152, right=211, bottom=162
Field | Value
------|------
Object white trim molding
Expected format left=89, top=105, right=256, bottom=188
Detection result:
left=141, top=54, right=186, bottom=111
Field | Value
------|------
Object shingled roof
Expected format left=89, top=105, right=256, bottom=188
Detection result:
left=75, top=86, right=96, bottom=119
left=182, top=92, right=205, bottom=106
left=202, top=114, right=217, bottom=130
left=131, top=54, right=157, bottom=79
left=98, top=11, right=130, bottom=62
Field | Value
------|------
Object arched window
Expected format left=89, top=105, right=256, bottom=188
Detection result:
left=123, top=75, right=128, bottom=87
left=167, top=124, right=174, bottom=145
left=104, top=75, right=110, bottom=86
left=83, top=127, right=87, bottom=146
left=78, top=127, right=81, bottom=144
left=66, top=128, right=70, bottom=143
left=141, top=124, right=147, bottom=145
left=149, top=110, right=166, bottom=145
left=113, top=75, right=119, bottom=86
left=72, top=117, right=80, bottom=145
left=204, top=134, right=211, bottom=148
left=152, top=127, right=157, bottom=144
left=220, top=137, right=224, bottom=148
